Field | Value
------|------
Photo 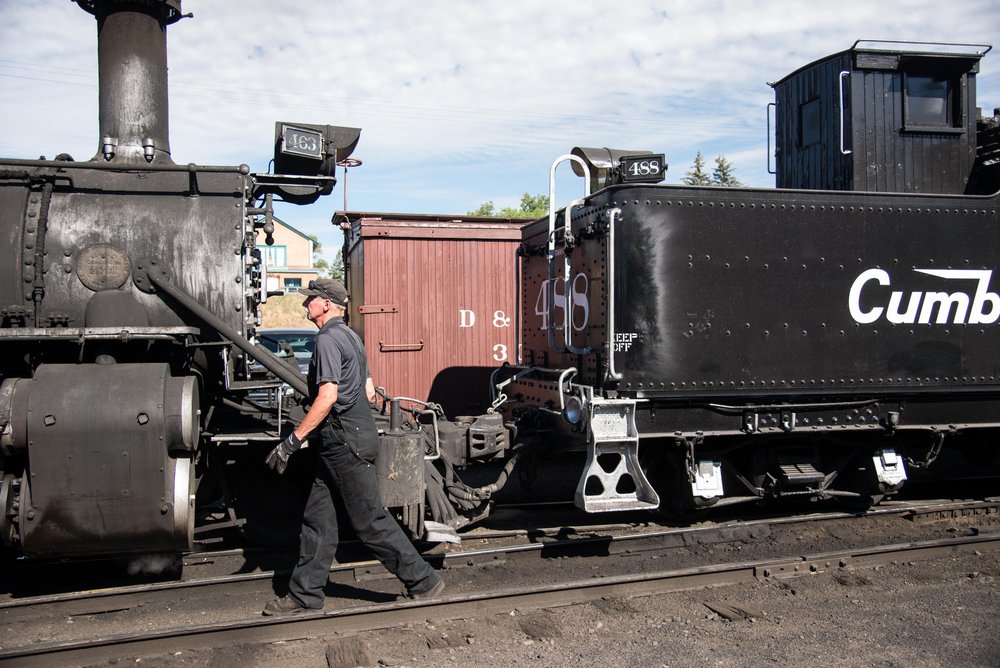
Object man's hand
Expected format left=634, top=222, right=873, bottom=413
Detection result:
left=266, top=432, right=303, bottom=474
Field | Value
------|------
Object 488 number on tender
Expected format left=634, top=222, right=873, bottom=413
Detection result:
left=534, top=274, right=590, bottom=331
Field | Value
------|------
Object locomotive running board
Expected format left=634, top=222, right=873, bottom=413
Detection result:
left=575, top=398, right=660, bottom=513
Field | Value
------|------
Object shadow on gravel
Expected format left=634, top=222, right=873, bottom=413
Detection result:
left=261, top=577, right=402, bottom=605
left=0, top=555, right=184, bottom=598
left=322, top=580, right=400, bottom=604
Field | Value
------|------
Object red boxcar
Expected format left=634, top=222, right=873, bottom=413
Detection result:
left=340, top=212, right=528, bottom=417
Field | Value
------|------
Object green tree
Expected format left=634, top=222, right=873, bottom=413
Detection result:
left=468, top=200, right=497, bottom=217
left=682, top=153, right=743, bottom=187
left=327, top=254, right=344, bottom=282
left=469, top=192, right=550, bottom=219
left=308, top=234, right=344, bottom=281
left=682, top=152, right=712, bottom=186
left=308, top=234, right=323, bottom=257
left=711, top=155, right=744, bottom=187
left=510, top=193, right=550, bottom=218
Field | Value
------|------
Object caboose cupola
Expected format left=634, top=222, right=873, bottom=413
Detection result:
left=771, top=40, right=991, bottom=194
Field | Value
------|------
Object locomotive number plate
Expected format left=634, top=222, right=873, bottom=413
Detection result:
left=619, top=154, right=666, bottom=183
left=280, top=124, right=323, bottom=159
left=77, top=243, right=131, bottom=291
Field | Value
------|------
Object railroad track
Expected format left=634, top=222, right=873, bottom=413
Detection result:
left=3, top=496, right=994, bottom=608
left=1, top=498, right=998, bottom=666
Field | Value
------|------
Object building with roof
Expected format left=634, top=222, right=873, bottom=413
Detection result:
left=255, top=217, right=319, bottom=292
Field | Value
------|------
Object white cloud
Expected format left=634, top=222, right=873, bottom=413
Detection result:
left=1, top=0, right=998, bottom=261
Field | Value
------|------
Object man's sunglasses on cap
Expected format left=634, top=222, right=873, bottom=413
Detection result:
left=308, top=280, right=338, bottom=302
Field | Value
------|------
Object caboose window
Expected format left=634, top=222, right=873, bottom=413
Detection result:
left=904, top=73, right=958, bottom=129
left=799, top=98, right=822, bottom=147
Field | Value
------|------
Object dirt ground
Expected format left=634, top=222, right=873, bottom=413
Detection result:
left=121, top=546, right=999, bottom=668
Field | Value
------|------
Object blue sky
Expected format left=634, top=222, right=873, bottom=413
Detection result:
left=1, top=1, right=998, bottom=265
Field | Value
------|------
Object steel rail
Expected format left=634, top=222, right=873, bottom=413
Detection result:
left=1, top=498, right=996, bottom=612
left=2, top=531, right=998, bottom=667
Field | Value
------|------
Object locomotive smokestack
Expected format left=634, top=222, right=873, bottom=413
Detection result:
left=76, top=0, right=185, bottom=164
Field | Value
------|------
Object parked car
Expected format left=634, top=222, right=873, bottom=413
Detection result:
left=256, top=328, right=314, bottom=375
left=248, top=328, right=315, bottom=409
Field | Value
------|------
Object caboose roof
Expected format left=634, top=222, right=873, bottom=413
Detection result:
left=771, top=40, right=992, bottom=87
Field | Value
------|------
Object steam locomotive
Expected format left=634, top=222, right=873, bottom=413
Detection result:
left=0, top=0, right=363, bottom=559
left=1, top=0, right=997, bottom=564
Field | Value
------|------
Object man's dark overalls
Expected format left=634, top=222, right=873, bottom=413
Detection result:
left=287, top=318, right=439, bottom=608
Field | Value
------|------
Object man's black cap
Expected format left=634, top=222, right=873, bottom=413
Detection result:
left=299, top=278, right=348, bottom=306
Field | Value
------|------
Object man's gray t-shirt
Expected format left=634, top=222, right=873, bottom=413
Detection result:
left=309, top=317, right=370, bottom=413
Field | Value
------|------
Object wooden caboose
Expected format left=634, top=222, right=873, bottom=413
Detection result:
left=771, top=40, right=991, bottom=194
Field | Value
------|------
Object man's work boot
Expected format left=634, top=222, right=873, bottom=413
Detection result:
left=262, top=595, right=311, bottom=616
left=407, top=577, right=445, bottom=600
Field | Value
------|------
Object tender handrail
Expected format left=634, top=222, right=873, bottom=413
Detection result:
left=547, top=155, right=592, bottom=354
left=839, top=71, right=853, bottom=156
left=606, top=208, right=623, bottom=381
left=766, top=102, right=777, bottom=175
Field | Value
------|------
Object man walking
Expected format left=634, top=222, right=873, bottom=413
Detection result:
left=262, top=278, right=443, bottom=615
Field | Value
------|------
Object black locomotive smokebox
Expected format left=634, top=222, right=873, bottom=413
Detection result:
left=84, top=289, right=149, bottom=327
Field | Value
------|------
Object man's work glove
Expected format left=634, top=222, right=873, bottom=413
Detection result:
left=266, top=432, right=303, bottom=474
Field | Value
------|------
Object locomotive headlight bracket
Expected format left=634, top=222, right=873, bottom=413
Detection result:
left=569, top=147, right=667, bottom=191
left=256, top=122, right=362, bottom=205
left=272, top=122, right=361, bottom=178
